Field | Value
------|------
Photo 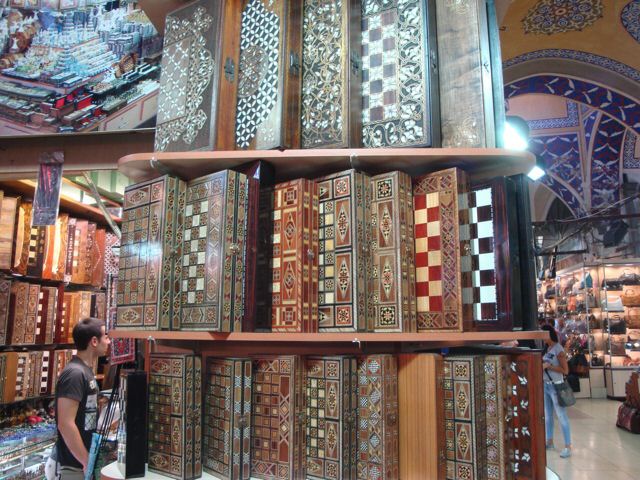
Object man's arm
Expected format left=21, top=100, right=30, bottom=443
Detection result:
left=57, top=397, right=89, bottom=470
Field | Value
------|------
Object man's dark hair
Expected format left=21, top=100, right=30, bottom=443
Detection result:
left=541, top=324, right=559, bottom=343
left=72, top=317, right=105, bottom=350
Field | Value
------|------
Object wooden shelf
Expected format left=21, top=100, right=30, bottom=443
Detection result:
left=118, top=148, right=535, bottom=183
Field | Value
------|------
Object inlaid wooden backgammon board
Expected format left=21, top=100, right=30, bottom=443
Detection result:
left=14, top=351, right=31, bottom=401
left=369, top=172, right=416, bottom=332
left=71, top=219, right=89, bottom=285
left=177, top=171, right=249, bottom=332
left=0, top=352, right=18, bottom=403
left=12, top=201, right=32, bottom=276
left=0, top=279, right=10, bottom=345
left=39, top=350, right=51, bottom=395
left=0, top=194, right=18, bottom=271
left=26, top=224, right=47, bottom=278
left=316, top=169, right=370, bottom=332
left=356, top=354, right=399, bottom=480
left=117, top=176, right=186, bottom=330
left=9, top=281, right=40, bottom=345
left=148, top=353, right=202, bottom=480
left=305, top=356, right=357, bottom=480
left=50, top=349, right=74, bottom=394
left=36, top=286, right=60, bottom=345
left=91, top=227, right=106, bottom=288
left=413, top=168, right=471, bottom=332
left=42, top=213, right=69, bottom=281
left=483, top=355, right=510, bottom=480
left=64, top=217, right=76, bottom=283
left=204, top=358, right=252, bottom=480
left=301, top=0, right=361, bottom=149
left=251, top=355, right=305, bottom=480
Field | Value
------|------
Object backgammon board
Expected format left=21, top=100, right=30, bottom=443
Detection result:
left=484, top=355, right=510, bottom=480
left=148, top=353, right=202, bottom=480
left=42, top=214, right=68, bottom=281
left=0, top=195, right=18, bottom=271
left=0, top=279, right=10, bottom=345
left=301, top=0, right=361, bottom=148
left=413, top=168, right=471, bottom=332
left=9, top=281, right=39, bottom=345
left=91, top=227, right=105, bottom=288
left=177, top=171, right=249, bottom=332
left=71, top=219, right=89, bottom=285
left=204, top=358, right=252, bottom=480
left=369, top=172, right=416, bottom=332
left=251, top=355, right=305, bottom=480
left=26, top=224, right=47, bottom=278
left=36, top=286, right=59, bottom=344
left=12, top=201, right=32, bottom=276
left=316, top=169, right=370, bottom=332
left=117, top=176, right=186, bottom=330
left=360, top=0, right=440, bottom=148
left=305, top=356, right=357, bottom=480
left=235, top=0, right=303, bottom=150
left=64, top=218, right=76, bottom=284
left=356, top=354, right=398, bottom=480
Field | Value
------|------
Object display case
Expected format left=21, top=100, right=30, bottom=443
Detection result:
left=0, top=422, right=55, bottom=480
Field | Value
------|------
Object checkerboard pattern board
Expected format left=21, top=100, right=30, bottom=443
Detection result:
left=414, top=191, right=443, bottom=313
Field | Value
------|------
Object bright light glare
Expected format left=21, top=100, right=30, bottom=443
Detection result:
left=528, top=165, right=546, bottom=181
left=503, top=121, right=529, bottom=151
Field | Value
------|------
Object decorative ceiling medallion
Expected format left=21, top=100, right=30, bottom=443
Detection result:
left=521, top=0, right=604, bottom=35
left=622, top=1, right=640, bottom=43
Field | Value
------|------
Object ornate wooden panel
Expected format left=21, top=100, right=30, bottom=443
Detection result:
left=436, top=0, right=504, bottom=148
left=360, top=0, right=440, bottom=148
left=12, top=201, right=32, bottom=276
left=117, top=176, right=186, bottom=330
left=14, top=351, right=31, bottom=401
left=235, top=0, right=303, bottom=150
left=50, top=349, right=74, bottom=394
left=26, top=224, right=47, bottom=278
left=91, top=292, right=107, bottom=320
left=301, top=0, right=361, bottom=148
left=64, top=218, right=76, bottom=283
left=443, top=356, right=486, bottom=480
left=70, top=220, right=88, bottom=284
left=91, top=227, right=106, bottom=288
left=356, top=354, right=398, bottom=480
left=37, top=286, right=60, bottom=345
left=42, top=214, right=68, bottom=281
left=0, top=352, right=19, bottom=403
left=204, top=358, right=252, bottom=480
left=103, top=231, right=120, bottom=289
left=9, top=281, right=39, bottom=345
left=251, top=355, right=305, bottom=480
left=269, top=179, right=319, bottom=332
left=177, top=171, right=249, bottom=332
left=413, top=168, right=471, bottom=332
left=40, top=350, right=51, bottom=395
left=369, top=172, right=416, bottom=332
left=0, top=279, right=10, bottom=345
left=0, top=195, right=18, bottom=270
left=483, top=355, right=510, bottom=480
left=28, top=350, right=42, bottom=398
left=305, top=356, right=357, bottom=480
left=148, top=353, right=202, bottom=480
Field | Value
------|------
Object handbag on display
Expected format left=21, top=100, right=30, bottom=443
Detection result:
left=619, top=270, right=640, bottom=286
left=605, top=315, right=627, bottom=334
left=602, top=278, right=623, bottom=291
left=588, top=314, right=601, bottom=331
left=589, top=333, right=607, bottom=352
left=568, top=354, right=589, bottom=377
left=610, top=336, right=627, bottom=355
left=545, top=370, right=576, bottom=407
left=568, top=295, right=577, bottom=312
left=545, top=287, right=556, bottom=299
left=585, top=272, right=594, bottom=289
left=587, top=292, right=597, bottom=309
left=622, top=288, right=640, bottom=307
left=591, top=353, right=604, bottom=367
left=628, top=329, right=640, bottom=341
left=602, top=295, right=625, bottom=312
left=627, top=309, right=640, bottom=329
left=565, top=277, right=577, bottom=295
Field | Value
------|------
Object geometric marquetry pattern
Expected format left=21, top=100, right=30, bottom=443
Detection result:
left=178, top=171, right=249, bottom=332
left=316, top=170, right=370, bottom=332
left=251, top=356, right=305, bottom=480
left=13, top=201, right=32, bottom=276
left=356, top=354, right=399, bottom=480
left=117, top=175, right=186, bottom=330
left=369, top=172, right=416, bottom=332
left=443, top=356, right=486, bottom=480
left=270, top=180, right=319, bottom=332
left=0, top=195, right=18, bottom=271
left=148, top=353, right=202, bottom=480
left=9, top=281, right=39, bottom=345
left=204, top=358, right=252, bottom=480
left=413, top=168, right=470, bottom=332
left=305, top=356, right=357, bottom=480
left=484, top=355, right=509, bottom=480
left=0, top=278, right=10, bottom=345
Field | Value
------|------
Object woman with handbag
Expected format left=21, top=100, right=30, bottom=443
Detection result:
left=542, top=324, right=573, bottom=458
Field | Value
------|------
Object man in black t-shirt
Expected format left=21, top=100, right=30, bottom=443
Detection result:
left=55, top=318, right=111, bottom=479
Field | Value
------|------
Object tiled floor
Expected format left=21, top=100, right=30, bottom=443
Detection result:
left=546, top=398, right=640, bottom=480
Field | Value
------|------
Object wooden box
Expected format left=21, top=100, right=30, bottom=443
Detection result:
left=251, top=355, right=305, bottom=480
left=443, top=356, right=486, bottom=480
left=155, top=0, right=243, bottom=152
left=0, top=279, right=10, bottom=345
left=71, top=219, right=89, bottom=285
left=177, top=171, right=249, bottom=332
left=64, top=218, right=76, bottom=283
left=26, top=224, right=47, bottom=278
left=315, top=169, right=370, bottom=332
left=301, top=0, right=361, bottom=148
left=413, top=168, right=471, bottom=332
left=483, top=355, right=510, bottom=480
left=36, top=286, right=60, bottom=345
left=9, top=282, right=40, bottom=345
left=361, top=0, right=440, bottom=148
left=148, top=353, right=202, bottom=480
left=0, top=195, right=18, bottom=271
left=369, top=172, right=416, bottom=332
left=14, top=351, right=31, bottom=401
left=235, top=0, right=303, bottom=150
left=436, top=0, right=505, bottom=148
left=397, top=353, right=445, bottom=480
left=50, top=349, right=74, bottom=394
left=42, top=213, right=69, bottom=281
left=0, top=352, right=19, bottom=403
left=12, top=201, right=32, bottom=276
left=267, top=179, right=319, bottom=332
left=91, top=227, right=105, bottom=288
left=103, top=231, right=120, bottom=288
left=204, top=357, right=252, bottom=480
left=305, top=356, right=357, bottom=479
left=39, top=350, right=51, bottom=395
left=117, top=176, right=186, bottom=330
left=357, top=354, right=399, bottom=479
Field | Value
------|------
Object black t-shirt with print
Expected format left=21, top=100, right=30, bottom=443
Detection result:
left=55, top=357, right=99, bottom=469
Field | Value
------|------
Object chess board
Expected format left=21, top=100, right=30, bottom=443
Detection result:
left=36, top=286, right=59, bottom=344
left=369, top=172, right=416, bottom=332
left=484, top=355, right=509, bottom=480
left=305, top=356, right=357, bottom=479
left=316, top=169, right=370, bottom=332
left=413, top=168, right=471, bottom=332
left=26, top=224, right=46, bottom=278
left=0, top=195, right=18, bottom=270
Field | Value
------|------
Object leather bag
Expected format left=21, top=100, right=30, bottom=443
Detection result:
left=545, top=370, right=576, bottom=407
left=605, top=315, right=627, bottom=334
left=622, top=288, right=640, bottom=307
left=617, top=404, right=640, bottom=434
left=602, top=296, right=625, bottom=312
left=610, top=336, right=627, bottom=355
left=627, top=309, right=640, bottom=329
left=602, top=278, right=623, bottom=291
left=620, top=270, right=640, bottom=286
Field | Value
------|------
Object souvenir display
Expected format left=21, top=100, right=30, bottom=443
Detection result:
left=443, top=356, right=486, bottom=480
left=369, top=172, right=416, bottom=332
left=268, top=179, right=319, bottom=332
left=0, top=279, right=10, bottom=345
left=305, top=356, right=357, bottom=479
left=357, top=354, right=399, bottom=479
left=251, top=355, right=305, bottom=480
left=483, top=355, right=510, bottom=480
left=177, top=171, right=249, bottom=332
left=397, top=353, right=445, bottom=480
left=117, top=176, right=187, bottom=330
left=413, top=168, right=471, bottom=332
left=435, top=0, right=505, bottom=148
left=148, top=353, right=202, bottom=480
left=204, top=358, right=252, bottom=480
left=235, top=0, right=303, bottom=150
left=12, top=201, right=32, bottom=276
left=301, top=0, right=361, bottom=148
left=117, top=370, right=148, bottom=479
left=315, top=169, right=370, bottom=332
left=0, top=195, right=18, bottom=270
left=360, top=0, right=440, bottom=147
